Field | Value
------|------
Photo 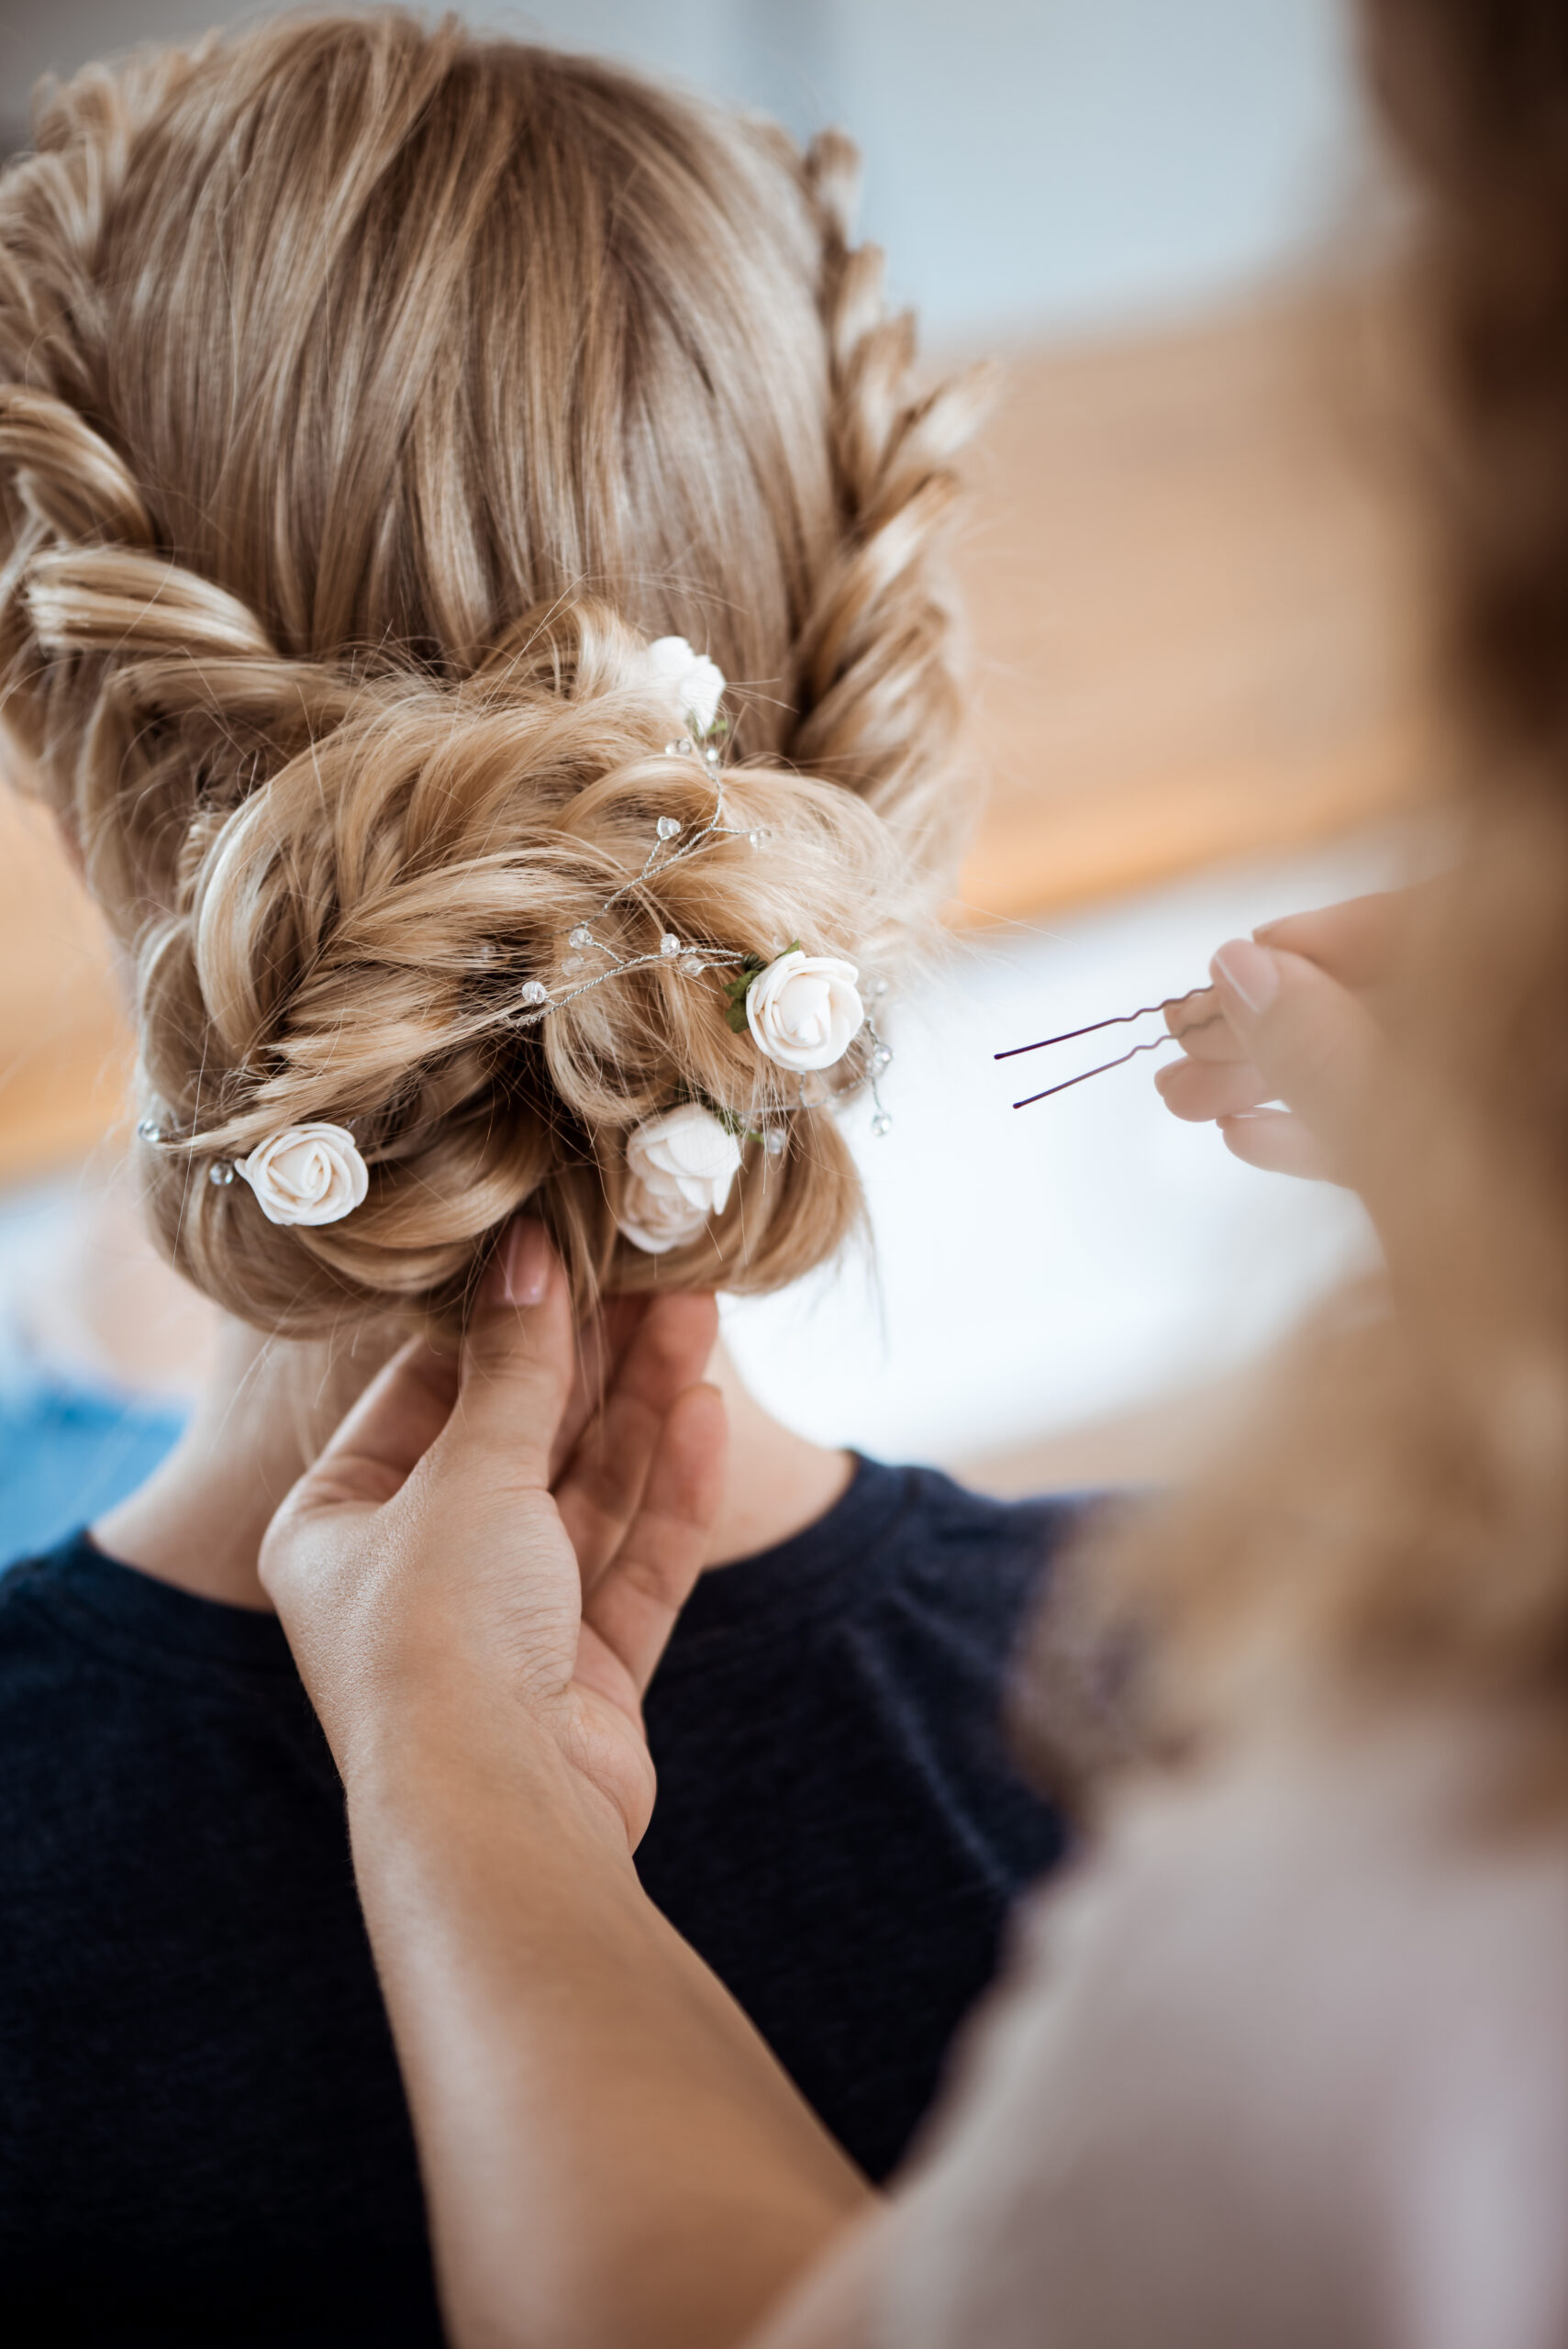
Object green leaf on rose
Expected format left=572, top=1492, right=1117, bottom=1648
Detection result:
left=721, top=941, right=803, bottom=1032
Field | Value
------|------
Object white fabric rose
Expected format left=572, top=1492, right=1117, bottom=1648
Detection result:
left=617, top=1103, right=743, bottom=1255
left=236, top=1122, right=370, bottom=1227
left=745, top=950, right=864, bottom=1073
left=644, top=635, right=726, bottom=735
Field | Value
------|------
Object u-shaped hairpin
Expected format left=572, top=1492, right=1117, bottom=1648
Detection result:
left=996, top=985, right=1207, bottom=1109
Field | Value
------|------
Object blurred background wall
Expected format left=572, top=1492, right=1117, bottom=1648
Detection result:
left=0, top=0, right=1416, bottom=1549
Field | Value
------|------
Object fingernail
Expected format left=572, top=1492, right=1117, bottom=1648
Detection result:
left=503, top=1219, right=553, bottom=1308
left=488, top=1219, right=552, bottom=1309
left=1211, top=939, right=1279, bottom=1018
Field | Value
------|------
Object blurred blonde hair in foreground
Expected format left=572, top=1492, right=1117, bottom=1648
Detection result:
left=1080, top=0, right=1568, bottom=1798
left=0, top=11, right=982, bottom=1340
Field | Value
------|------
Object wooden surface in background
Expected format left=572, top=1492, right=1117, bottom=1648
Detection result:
left=0, top=792, right=132, bottom=1183
left=0, top=284, right=1421, bottom=1184
left=950, top=283, right=1422, bottom=920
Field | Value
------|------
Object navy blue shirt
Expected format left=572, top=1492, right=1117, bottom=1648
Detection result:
left=0, top=1458, right=1078, bottom=2344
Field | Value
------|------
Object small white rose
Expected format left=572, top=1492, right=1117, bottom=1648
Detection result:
left=236, top=1122, right=370, bottom=1227
left=617, top=1102, right=743, bottom=1255
left=644, top=635, right=726, bottom=735
left=745, top=950, right=864, bottom=1074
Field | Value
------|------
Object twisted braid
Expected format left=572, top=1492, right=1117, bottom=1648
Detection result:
left=0, top=18, right=979, bottom=1338
left=0, top=388, right=156, bottom=548
left=0, top=384, right=279, bottom=918
left=788, top=131, right=989, bottom=903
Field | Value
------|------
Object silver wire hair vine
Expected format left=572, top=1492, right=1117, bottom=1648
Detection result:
left=506, top=728, right=766, bottom=1030
left=783, top=981, right=894, bottom=1135
left=996, top=985, right=1209, bottom=1108
left=135, top=1112, right=234, bottom=1174
left=505, top=714, right=896, bottom=1141
left=863, top=996, right=894, bottom=1134
left=135, top=698, right=896, bottom=1193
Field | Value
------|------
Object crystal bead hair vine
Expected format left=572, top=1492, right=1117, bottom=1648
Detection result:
left=504, top=682, right=895, bottom=1140
left=864, top=983, right=894, bottom=1135
left=133, top=642, right=897, bottom=1229
left=507, top=728, right=762, bottom=1031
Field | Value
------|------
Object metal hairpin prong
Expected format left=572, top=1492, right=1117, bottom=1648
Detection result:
left=1009, top=1030, right=1182, bottom=1111
left=994, top=985, right=1208, bottom=1063
left=998, top=982, right=1211, bottom=1110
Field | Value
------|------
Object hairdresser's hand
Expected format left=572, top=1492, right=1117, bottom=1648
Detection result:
left=260, top=1222, right=726, bottom=1849
left=1154, top=890, right=1411, bottom=1183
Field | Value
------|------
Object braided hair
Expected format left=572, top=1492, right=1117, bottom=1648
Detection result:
left=0, top=14, right=985, bottom=1335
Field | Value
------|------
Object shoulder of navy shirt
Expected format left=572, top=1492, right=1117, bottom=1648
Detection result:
left=0, top=1453, right=1084, bottom=2345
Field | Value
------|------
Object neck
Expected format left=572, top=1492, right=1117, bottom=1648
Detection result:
left=95, top=1315, right=852, bottom=1612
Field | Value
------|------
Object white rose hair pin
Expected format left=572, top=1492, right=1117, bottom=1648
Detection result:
left=617, top=1102, right=744, bottom=1256
left=496, top=638, right=893, bottom=1252
left=135, top=638, right=893, bottom=1246
left=134, top=1113, right=373, bottom=1228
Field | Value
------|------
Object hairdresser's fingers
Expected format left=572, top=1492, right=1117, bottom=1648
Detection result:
left=282, top=1339, right=460, bottom=1519
left=1164, top=987, right=1249, bottom=1062
left=1218, top=1108, right=1337, bottom=1182
left=1154, top=1053, right=1277, bottom=1122
left=556, top=1291, right=720, bottom=1593
left=1209, top=940, right=1385, bottom=1171
left=583, top=1383, right=728, bottom=1698
left=1253, top=887, right=1414, bottom=988
left=439, top=1219, right=575, bottom=1496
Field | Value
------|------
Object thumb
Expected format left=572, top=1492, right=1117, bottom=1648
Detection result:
left=1209, top=938, right=1385, bottom=1171
left=259, top=1337, right=460, bottom=1622
left=440, top=1218, right=576, bottom=1495
left=284, top=1339, right=461, bottom=1523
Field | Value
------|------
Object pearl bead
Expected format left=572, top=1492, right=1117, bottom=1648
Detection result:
left=209, top=1161, right=237, bottom=1186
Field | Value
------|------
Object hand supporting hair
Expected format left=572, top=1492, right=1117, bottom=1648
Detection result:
left=260, top=1232, right=872, bottom=2349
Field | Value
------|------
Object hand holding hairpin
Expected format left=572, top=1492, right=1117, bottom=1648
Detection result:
left=996, top=985, right=1211, bottom=1108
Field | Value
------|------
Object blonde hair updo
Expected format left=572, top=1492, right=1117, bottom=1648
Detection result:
left=0, top=12, right=982, bottom=1334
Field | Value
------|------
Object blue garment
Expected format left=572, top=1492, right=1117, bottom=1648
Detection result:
left=0, top=1459, right=1081, bottom=2344
left=0, top=1375, right=185, bottom=1567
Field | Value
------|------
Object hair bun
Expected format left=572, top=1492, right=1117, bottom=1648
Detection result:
left=122, top=597, right=894, bottom=1331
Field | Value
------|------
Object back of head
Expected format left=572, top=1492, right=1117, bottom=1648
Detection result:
left=0, top=11, right=980, bottom=1331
